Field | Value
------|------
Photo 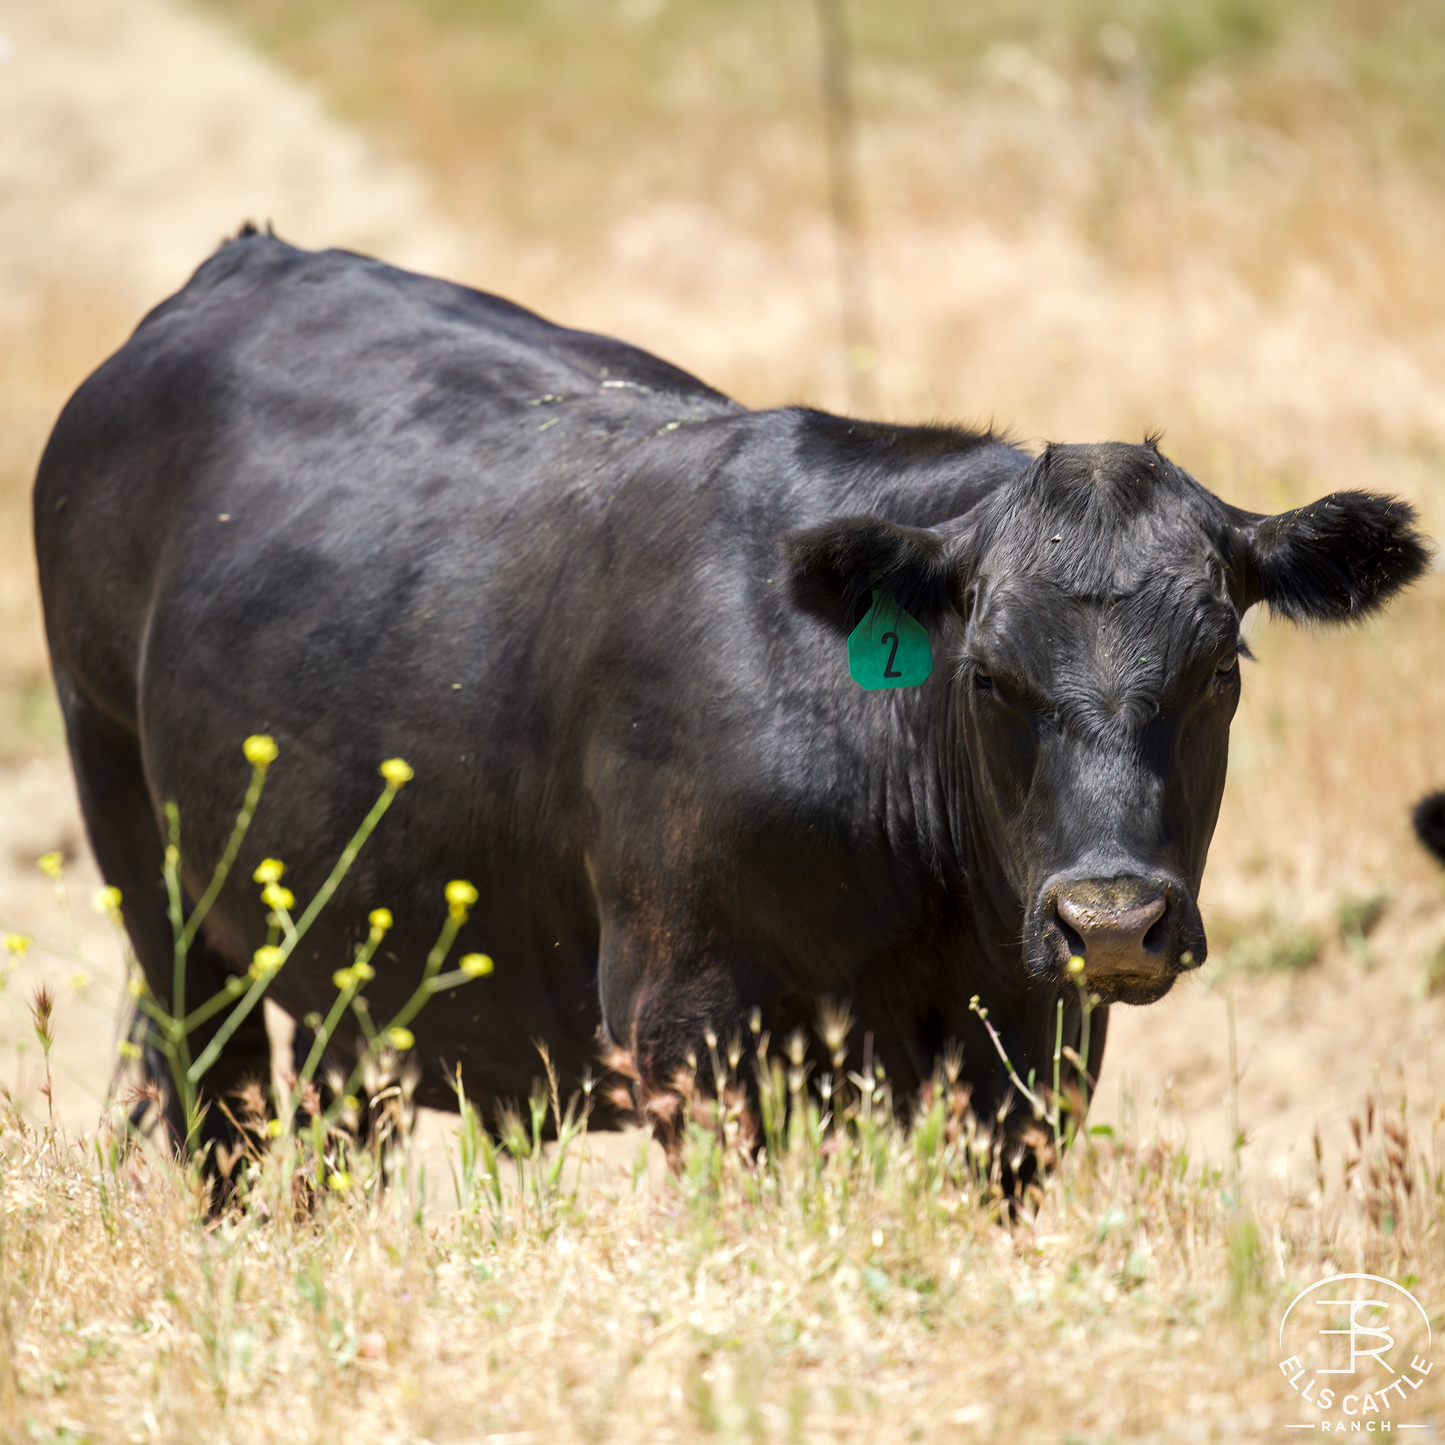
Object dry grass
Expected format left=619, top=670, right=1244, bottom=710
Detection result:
left=1, top=1021, right=1441, bottom=1444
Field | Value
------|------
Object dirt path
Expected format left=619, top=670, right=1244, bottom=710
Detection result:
left=0, top=0, right=459, bottom=327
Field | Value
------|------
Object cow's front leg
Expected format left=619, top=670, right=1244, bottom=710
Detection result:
left=596, top=908, right=779, bottom=1163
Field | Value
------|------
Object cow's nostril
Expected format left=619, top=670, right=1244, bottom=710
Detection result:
left=1142, top=902, right=1171, bottom=953
left=1056, top=912, right=1085, bottom=959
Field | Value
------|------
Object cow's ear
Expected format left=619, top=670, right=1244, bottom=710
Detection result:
left=783, top=516, right=956, bottom=633
left=1228, top=492, right=1431, bottom=623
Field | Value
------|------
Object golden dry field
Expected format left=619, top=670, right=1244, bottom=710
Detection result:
left=0, top=0, right=1443, bottom=1439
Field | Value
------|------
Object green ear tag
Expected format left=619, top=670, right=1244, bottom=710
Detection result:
left=847, top=589, right=933, bottom=690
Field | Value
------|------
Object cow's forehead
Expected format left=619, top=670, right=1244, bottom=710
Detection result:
left=975, top=572, right=1239, bottom=664
left=968, top=443, right=1242, bottom=677
left=972, top=441, right=1229, bottom=594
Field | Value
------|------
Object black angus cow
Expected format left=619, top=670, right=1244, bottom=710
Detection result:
left=1416, top=793, right=1445, bottom=866
left=34, top=234, right=1430, bottom=1158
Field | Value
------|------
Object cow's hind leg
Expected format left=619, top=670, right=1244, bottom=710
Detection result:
left=57, top=675, right=270, bottom=1158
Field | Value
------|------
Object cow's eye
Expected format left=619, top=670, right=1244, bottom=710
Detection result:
left=972, top=667, right=994, bottom=693
left=1215, top=652, right=1239, bottom=678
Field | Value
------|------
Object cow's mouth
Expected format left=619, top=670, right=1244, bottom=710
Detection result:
left=1037, top=872, right=1205, bottom=1006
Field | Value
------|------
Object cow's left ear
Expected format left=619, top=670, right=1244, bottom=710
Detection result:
left=783, top=515, right=957, bottom=633
left=1227, top=491, right=1432, bottom=623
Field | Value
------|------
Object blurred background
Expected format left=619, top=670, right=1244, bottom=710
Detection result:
left=1, top=0, right=1443, bottom=1185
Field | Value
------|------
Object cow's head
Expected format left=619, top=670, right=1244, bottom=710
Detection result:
left=787, top=441, right=1430, bottom=1005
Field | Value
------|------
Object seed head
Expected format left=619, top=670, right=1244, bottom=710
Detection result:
left=815, top=996, right=855, bottom=1056
left=460, top=953, right=493, bottom=978
left=243, top=734, right=279, bottom=768
left=379, top=758, right=415, bottom=788
left=29, top=984, right=54, bottom=1049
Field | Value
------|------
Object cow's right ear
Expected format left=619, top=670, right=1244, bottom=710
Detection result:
left=1226, top=491, right=1431, bottom=623
left=782, top=516, right=957, bottom=633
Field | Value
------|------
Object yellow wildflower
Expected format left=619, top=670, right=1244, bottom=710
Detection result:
left=387, top=1026, right=415, bottom=1051
left=378, top=758, right=414, bottom=788
left=249, top=945, right=285, bottom=980
left=445, top=880, right=478, bottom=908
left=460, top=953, right=494, bottom=978
left=1066, top=955, right=1086, bottom=977
left=368, top=908, right=393, bottom=937
left=342, top=1095, right=360, bottom=1114
left=117, top=1040, right=142, bottom=1060
left=333, top=967, right=357, bottom=991
left=92, top=885, right=123, bottom=914
left=445, top=879, right=478, bottom=921
left=253, top=858, right=285, bottom=885
left=126, top=973, right=147, bottom=999
left=37, top=851, right=64, bottom=880
left=260, top=883, right=295, bottom=911
left=352, top=961, right=375, bottom=983
left=265, top=1118, right=284, bottom=1138
left=4, top=934, right=31, bottom=958
left=67, top=972, right=91, bottom=993
left=327, top=1171, right=352, bottom=1191
left=243, top=734, right=279, bottom=768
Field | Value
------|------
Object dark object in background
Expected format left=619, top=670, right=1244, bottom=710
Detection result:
left=1415, top=791, right=1445, bottom=865
left=32, top=233, right=1432, bottom=1165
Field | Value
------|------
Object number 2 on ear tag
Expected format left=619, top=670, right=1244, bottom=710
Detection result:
left=847, top=589, right=933, bottom=690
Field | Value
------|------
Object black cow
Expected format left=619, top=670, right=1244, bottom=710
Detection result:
left=34, top=235, right=1430, bottom=1157
left=1416, top=793, right=1445, bottom=866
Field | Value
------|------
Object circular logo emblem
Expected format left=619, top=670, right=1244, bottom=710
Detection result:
left=1278, top=1274, right=1434, bottom=1429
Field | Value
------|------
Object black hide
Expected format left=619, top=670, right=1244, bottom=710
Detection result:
left=33, top=236, right=1431, bottom=1152
left=1415, top=792, right=1445, bottom=866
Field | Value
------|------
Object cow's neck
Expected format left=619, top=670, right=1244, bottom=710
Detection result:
left=879, top=681, right=1032, bottom=985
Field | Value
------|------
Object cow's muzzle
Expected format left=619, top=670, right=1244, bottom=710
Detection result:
left=1042, top=874, right=1202, bottom=1004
